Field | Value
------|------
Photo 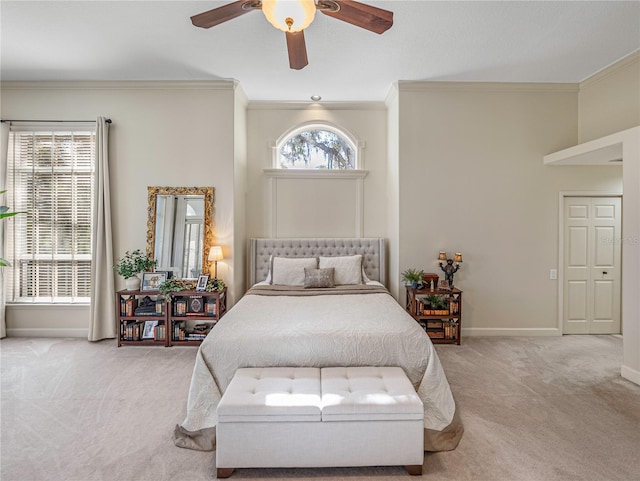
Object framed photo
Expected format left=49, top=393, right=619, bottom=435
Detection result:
left=142, top=320, right=158, bottom=340
left=141, top=272, right=167, bottom=291
left=196, top=274, right=209, bottom=292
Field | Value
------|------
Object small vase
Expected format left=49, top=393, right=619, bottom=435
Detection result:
left=125, top=276, right=141, bottom=291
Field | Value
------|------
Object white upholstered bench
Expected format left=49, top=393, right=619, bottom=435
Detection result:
left=216, top=366, right=424, bottom=478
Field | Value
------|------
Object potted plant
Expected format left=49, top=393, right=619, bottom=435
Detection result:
left=424, top=294, right=450, bottom=315
left=114, top=249, right=156, bottom=290
left=401, top=268, right=425, bottom=288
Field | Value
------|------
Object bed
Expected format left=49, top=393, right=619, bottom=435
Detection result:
left=173, top=238, right=463, bottom=452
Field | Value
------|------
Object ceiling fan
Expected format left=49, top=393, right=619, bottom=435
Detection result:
left=191, top=0, right=393, bottom=70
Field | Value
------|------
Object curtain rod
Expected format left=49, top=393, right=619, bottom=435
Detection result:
left=1, top=119, right=111, bottom=123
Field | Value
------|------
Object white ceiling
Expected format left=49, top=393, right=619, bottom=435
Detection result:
left=2, top=1, right=639, bottom=102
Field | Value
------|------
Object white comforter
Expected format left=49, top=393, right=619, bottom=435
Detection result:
left=175, top=285, right=457, bottom=450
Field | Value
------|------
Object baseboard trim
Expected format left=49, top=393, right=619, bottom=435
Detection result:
left=5, top=328, right=88, bottom=339
left=462, top=327, right=562, bottom=337
left=621, top=365, right=640, bottom=386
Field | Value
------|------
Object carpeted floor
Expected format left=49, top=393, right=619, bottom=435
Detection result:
left=1, top=335, right=639, bottom=481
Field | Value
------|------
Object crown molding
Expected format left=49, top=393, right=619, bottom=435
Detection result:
left=0, top=80, right=237, bottom=91
left=579, top=50, right=640, bottom=89
left=397, top=81, right=579, bottom=93
left=248, top=101, right=386, bottom=111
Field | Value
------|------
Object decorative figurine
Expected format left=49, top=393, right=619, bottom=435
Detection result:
left=439, top=259, right=458, bottom=288
left=438, top=252, right=463, bottom=288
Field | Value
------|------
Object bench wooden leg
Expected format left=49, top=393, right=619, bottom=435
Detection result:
left=217, top=468, right=235, bottom=478
left=406, top=464, right=422, bottom=475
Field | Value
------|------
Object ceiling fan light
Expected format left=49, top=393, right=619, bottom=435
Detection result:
left=262, top=0, right=316, bottom=32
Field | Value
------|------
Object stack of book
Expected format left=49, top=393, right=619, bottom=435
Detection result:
left=154, top=324, right=166, bottom=341
left=173, top=321, right=186, bottom=341
left=184, top=323, right=212, bottom=341
left=120, top=296, right=138, bottom=317
left=121, top=321, right=144, bottom=341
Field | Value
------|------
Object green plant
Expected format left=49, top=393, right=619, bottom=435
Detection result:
left=0, top=190, right=25, bottom=267
left=206, top=277, right=226, bottom=292
left=157, top=277, right=227, bottom=301
left=158, top=278, right=195, bottom=300
left=401, top=268, right=425, bottom=285
left=423, top=294, right=449, bottom=310
left=113, top=249, right=156, bottom=279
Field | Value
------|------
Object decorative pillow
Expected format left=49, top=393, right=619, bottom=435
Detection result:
left=271, top=257, right=318, bottom=286
left=318, top=255, right=363, bottom=285
left=304, top=267, right=335, bottom=288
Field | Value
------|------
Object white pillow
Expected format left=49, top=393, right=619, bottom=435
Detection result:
left=318, top=255, right=363, bottom=285
left=271, top=257, right=318, bottom=286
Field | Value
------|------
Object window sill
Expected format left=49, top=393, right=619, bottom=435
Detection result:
left=6, top=303, right=90, bottom=309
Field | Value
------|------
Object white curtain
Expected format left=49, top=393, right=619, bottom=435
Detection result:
left=0, top=122, right=9, bottom=338
left=88, top=117, right=115, bottom=341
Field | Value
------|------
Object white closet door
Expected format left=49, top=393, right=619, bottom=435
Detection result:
left=564, top=197, right=621, bottom=334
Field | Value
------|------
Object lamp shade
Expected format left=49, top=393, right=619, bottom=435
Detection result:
left=438, top=251, right=447, bottom=261
left=454, top=253, right=463, bottom=263
left=262, top=0, right=316, bottom=32
left=208, top=246, right=223, bottom=262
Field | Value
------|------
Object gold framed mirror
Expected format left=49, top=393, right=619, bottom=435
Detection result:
left=146, top=186, right=215, bottom=278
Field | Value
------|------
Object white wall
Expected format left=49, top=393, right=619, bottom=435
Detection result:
left=231, top=85, right=249, bottom=305
left=395, top=82, right=623, bottom=335
left=621, top=129, right=640, bottom=384
left=574, top=53, right=640, bottom=384
left=245, top=103, right=388, bottom=284
left=385, top=86, right=401, bottom=299
left=1, top=81, right=242, bottom=337
left=579, top=52, right=640, bottom=143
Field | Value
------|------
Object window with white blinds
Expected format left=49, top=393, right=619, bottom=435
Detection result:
left=5, top=126, right=95, bottom=303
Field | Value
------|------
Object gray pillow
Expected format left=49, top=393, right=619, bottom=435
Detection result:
left=304, top=267, right=335, bottom=288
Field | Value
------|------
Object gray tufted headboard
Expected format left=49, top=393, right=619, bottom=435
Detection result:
left=249, top=238, right=386, bottom=288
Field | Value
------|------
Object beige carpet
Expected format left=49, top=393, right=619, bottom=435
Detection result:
left=1, top=335, right=639, bottom=481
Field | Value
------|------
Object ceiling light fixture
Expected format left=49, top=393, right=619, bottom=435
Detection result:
left=261, top=0, right=316, bottom=32
left=310, top=95, right=322, bottom=101
left=191, top=0, right=391, bottom=70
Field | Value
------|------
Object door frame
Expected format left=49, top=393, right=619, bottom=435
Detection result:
left=557, top=191, right=623, bottom=334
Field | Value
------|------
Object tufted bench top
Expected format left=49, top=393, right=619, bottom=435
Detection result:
left=217, top=367, right=322, bottom=422
left=218, top=366, right=422, bottom=424
left=321, top=366, right=424, bottom=422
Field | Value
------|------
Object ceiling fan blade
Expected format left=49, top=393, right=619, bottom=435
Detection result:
left=286, top=31, right=308, bottom=70
left=191, top=1, right=255, bottom=29
left=321, top=0, right=393, bottom=34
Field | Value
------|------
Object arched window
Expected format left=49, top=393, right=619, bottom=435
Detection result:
left=275, top=123, right=359, bottom=170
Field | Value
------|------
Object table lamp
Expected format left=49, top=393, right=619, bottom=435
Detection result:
left=208, top=246, right=223, bottom=279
